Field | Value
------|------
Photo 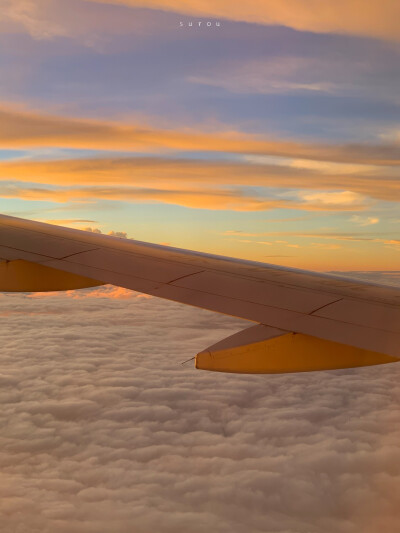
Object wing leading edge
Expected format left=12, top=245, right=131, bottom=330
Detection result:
left=0, top=213, right=399, bottom=373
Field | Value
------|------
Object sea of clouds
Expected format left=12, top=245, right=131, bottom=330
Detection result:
left=0, top=275, right=399, bottom=533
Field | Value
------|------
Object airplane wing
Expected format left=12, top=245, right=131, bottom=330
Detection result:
left=0, top=213, right=399, bottom=374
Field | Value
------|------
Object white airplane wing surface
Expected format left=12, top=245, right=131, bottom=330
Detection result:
left=0, top=213, right=399, bottom=374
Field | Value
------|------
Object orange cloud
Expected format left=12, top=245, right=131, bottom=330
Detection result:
left=0, top=184, right=370, bottom=212
left=0, top=183, right=283, bottom=211
left=223, top=229, right=400, bottom=249
left=311, top=242, right=342, bottom=250
left=2, top=106, right=400, bottom=167
left=298, top=190, right=367, bottom=207
left=27, top=285, right=141, bottom=299
left=86, top=0, right=400, bottom=42
left=0, top=156, right=399, bottom=204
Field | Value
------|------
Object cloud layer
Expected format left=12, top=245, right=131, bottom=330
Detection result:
left=0, top=274, right=400, bottom=532
left=0, top=106, right=398, bottom=216
left=1, top=156, right=399, bottom=203
left=36, top=0, right=400, bottom=43
left=2, top=107, right=400, bottom=166
left=0, top=3, right=398, bottom=271
left=3, top=0, right=400, bottom=43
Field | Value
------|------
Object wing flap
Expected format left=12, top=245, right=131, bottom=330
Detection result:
left=195, top=325, right=399, bottom=374
left=0, top=260, right=103, bottom=292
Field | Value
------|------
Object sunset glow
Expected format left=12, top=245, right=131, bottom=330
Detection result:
left=0, top=0, right=399, bottom=271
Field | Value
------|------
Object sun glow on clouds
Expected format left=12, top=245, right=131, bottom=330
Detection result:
left=0, top=106, right=397, bottom=238
left=27, top=285, right=146, bottom=299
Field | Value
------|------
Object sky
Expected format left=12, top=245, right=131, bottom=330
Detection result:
left=1, top=276, right=400, bottom=533
left=0, top=0, right=399, bottom=270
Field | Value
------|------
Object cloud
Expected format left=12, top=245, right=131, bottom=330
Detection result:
left=222, top=229, right=400, bottom=253
left=2, top=106, right=400, bottom=168
left=383, top=239, right=400, bottom=249
left=81, top=226, right=128, bottom=238
left=288, top=158, right=377, bottom=175
left=263, top=215, right=321, bottom=223
left=3, top=0, right=400, bottom=44
left=85, top=0, right=400, bottom=43
left=0, top=0, right=174, bottom=46
left=222, top=229, right=384, bottom=241
left=0, top=184, right=285, bottom=211
left=189, top=51, right=400, bottom=107
left=298, top=190, right=368, bottom=208
left=0, top=272, right=400, bottom=532
left=0, top=154, right=399, bottom=207
left=311, top=242, right=342, bottom=250
left=222, top=230, right=260, bottom=237
left=43, top=218, right=98, bottom=225
left=189, top=57, right=337, bottom=96
left=2, top=0, right=67, bottom=40
left=28, top=284, right=141, bottom=299
left=350, top=215, right=380, bottom=226
left=108, top=230, right=128, bottom=238
left=0, top=183, right=373, bottom=212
